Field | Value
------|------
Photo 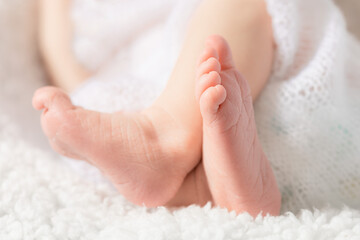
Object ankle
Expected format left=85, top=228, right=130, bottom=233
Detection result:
left=142, top=105, right=202, bottom=170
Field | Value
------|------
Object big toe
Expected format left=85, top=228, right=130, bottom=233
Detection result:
left=32, top=86, right=74, bottom=112
left=206, top=35, right=235, bottom=70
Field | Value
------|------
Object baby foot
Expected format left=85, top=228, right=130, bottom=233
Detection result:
left=196, top=35, right=281, bottom=216
left=32, top=87, right=199, bottom=207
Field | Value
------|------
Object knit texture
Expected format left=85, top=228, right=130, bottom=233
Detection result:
left=71, top=0, right=360, bottom=213
left=1, top=0, right=360, bottom=238
left=255, top=0, right=360, bottom=212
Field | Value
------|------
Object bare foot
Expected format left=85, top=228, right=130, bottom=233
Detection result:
left=32, top=87, right=200, bottom=207
left=196, top=35, right=281, bottom=216
left=33, top=32, right=279, bottom=215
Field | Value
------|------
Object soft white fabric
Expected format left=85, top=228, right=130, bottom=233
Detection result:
left=256, top=0, right=360, bottom=212
left=71, top=0, right=360, bottom=213
left=1, top=0, right=360, bottom=238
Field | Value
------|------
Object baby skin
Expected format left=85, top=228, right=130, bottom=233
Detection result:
left=33, top=36, right=280, bottom=216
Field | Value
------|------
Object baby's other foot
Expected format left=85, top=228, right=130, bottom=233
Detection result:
left=196, top=35, right=281, bottom=216
left=32, top=87, right=197, bottom=207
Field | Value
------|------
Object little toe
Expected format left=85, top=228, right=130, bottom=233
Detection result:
left=196, top=57, right=221, bottom=79
left=199, top=85, right=227, bottom=124
left=196, top=71, right=221, bottom=101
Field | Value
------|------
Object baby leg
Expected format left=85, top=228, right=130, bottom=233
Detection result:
left=38, top=0, right=90, bottom=92
left=163, top=0, right=275, bottom=206
left=34, top=0, right=275, bottom=208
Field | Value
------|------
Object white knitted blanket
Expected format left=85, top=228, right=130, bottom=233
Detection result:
left=1, top=0, right=360, bottom=238
left=71, top=0, right=360, bottom=213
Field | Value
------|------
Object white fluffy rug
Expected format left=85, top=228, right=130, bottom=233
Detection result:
left=1, top=0, right=360, bottom=239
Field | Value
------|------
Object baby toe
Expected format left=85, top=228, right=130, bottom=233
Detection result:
left=197, top=45, right=219, bottom=66
left=196, top=57, right=221, bottom=79
left=33, top=86, right=74, bottom=112
left=205, top=35, right=235, bottom=70
left=199, top=85, right=227, bottom=124
left=196, top=71, right=221, bottom=101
